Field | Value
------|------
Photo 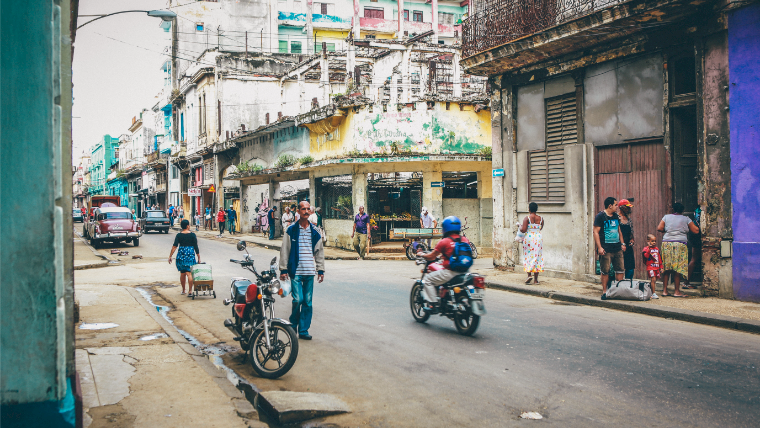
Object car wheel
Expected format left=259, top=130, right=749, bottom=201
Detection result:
left=133, top=238, right=140, bottom=247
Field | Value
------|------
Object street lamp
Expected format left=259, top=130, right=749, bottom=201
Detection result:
left=77, top=10, right=177, bottom=29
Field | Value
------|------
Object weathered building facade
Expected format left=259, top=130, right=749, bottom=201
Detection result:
left=462, top=0, right=758, bottom=298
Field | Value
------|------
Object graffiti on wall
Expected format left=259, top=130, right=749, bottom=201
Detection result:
left=353, top=108, right=490, bottom=155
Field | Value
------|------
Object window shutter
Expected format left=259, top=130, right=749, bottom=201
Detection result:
left=528, top=92, right=577, bottom=201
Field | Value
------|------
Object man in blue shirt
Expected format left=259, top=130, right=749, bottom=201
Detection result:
left=226, top=206, right=237, bottom=235
left=280, top=201, right=325, bottom=340
left=351, top=206, right=370, bottom=259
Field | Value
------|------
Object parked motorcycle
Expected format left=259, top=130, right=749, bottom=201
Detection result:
left=223, top=241, right=298, bottom=378
left=409, top=257, right=486, bottom=335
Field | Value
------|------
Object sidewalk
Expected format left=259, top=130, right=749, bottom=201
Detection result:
left=75, top=263, right=264, bottom=427
left=481, top=268, right=760, bottom=334
left=73, top=231, right=112, bottom=270
left=173, top=226, right=410, bottom=260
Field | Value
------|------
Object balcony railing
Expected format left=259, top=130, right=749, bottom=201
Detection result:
left=462, top=0, right=627, bottom=58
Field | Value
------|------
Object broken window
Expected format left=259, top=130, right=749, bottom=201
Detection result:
left=442, top=172, right=478, bottom=199
left=438, top=12, right=455, bottom=25
left=672, top=55, right=696, bottom=96
left=528, top=92, right=577, bottom=202
left=364, top=7, right=384, bottom=19
left=316, top=175, right=353, bottom=220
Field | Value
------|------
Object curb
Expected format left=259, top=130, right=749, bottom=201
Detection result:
left=73, top=229, right=119, bottom=263
left=485, top=281, right=760, bottom=335
left=74, top=261, right=111, bottom=271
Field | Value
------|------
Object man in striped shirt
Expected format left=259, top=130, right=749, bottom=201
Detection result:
left=280, top=201, right=326, bottom=340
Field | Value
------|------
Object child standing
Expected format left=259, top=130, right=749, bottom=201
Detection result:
left=642, top=234, right=662, bottom=299
left=194, top=213, right=201, bottom=231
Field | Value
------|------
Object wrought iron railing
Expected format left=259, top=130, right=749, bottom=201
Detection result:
left=462, top=0, right=627, bottom=58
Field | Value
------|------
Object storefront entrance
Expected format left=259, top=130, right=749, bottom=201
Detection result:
left=367, top=172, right=423, bottom=242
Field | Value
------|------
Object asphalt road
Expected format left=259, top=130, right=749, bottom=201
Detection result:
left=118, top=230, right=760, bottom=427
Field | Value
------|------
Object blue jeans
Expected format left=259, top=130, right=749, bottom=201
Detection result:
left=269, top=222, right=275, bottom=239
left=228, top=219, right=235, bottom=233
left=289, top=275, right=314, bottom=335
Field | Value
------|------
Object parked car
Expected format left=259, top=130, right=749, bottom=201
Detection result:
left=73, top=208, right=83, bottom=223
left=140, top=210, right=171, bottom=233
left=83, top=206, right=141, bottom=248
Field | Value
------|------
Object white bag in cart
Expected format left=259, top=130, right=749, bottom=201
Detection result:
left=280, top=278, right=292, bottom=298
left=602, top=279, right=653, bottom=301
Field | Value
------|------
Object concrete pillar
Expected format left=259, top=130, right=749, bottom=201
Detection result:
left=306, top=0, right=314, bottom=54
left=353, top=0, right=361, bottom=40
left=491, top=84, right=518, bottom=269
left=423, top=165, right=443, bottom=223
left=308, top=171, right=316, bottom=206
left=397, top=0, right=404, bottom=40
left=320, top=53, right=330, bottom=105
left=352, top=166, right=367, bottom=215
left=298, top=74, right=306, bottom=113
left=402, top=47, right=411, bottom=103
left=390, top=74, right=399, bottom=105
left=452, top=52, right=462, bottom=97
left=431, top=0, right=439, bottom=44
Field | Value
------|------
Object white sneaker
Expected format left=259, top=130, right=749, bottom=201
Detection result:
left=652, top=293, right=659, bottom=299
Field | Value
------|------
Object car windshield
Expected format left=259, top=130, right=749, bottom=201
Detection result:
left=147, top=212, right=166, bottom=218
left=100, top=212, right=131, bottom=220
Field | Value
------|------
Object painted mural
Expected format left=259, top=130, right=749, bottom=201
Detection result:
left=352, top=105, right=491, bottom=155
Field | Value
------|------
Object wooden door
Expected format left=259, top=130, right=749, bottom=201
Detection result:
left=232, top=199, right=241, bottom=232
left=595, top=140, right=669, bottom=279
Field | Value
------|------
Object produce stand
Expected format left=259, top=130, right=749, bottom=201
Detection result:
left=390, top=227, right=443, bottom=260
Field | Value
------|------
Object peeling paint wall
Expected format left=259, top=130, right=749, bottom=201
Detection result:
left=729, top=3, right=760, bottom=301
left=309, top=102, right=491, bottom=159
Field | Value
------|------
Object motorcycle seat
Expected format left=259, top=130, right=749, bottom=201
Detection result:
left=445, top=274, right=471, bottom=288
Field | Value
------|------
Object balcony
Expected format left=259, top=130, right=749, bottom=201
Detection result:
left=146, top=151, right=169, bottom=165
left=461, top=0, right=707, bottom=75
left=171, top=142, right=187, bottom=157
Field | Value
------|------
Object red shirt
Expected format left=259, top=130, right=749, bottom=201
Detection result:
left=642, top=246, right=662, bottom=270
left=217, top=211, right=226, bottom=222
left=434, top=234, right=471, bottom=269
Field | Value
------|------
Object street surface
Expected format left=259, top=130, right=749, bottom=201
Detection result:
left=82, top=231, right=760, bottom=427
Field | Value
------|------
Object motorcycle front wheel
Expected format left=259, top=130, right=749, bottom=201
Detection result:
left=249, top=322, right=299, bottom=379
left=410, top=283, right=430, bottom=323
left=453, top=295, right=480, bottom=336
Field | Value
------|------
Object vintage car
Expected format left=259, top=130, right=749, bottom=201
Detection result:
left=84, top=206, right=141, bottom=247
left=140, top=210, right=171, bottom=233
left=72, top=208, right=83, bottom=223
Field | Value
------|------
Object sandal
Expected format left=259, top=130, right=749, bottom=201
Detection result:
left=525, top=277, right=533, bottom=284
left=682, top=284, right=698, bottom=290
left=181, top=291, right=186, bottom=295
left=672, top=294, right=687, bottom=298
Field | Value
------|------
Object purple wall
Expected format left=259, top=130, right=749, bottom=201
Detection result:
left=729, top=3, right=760, bottom=301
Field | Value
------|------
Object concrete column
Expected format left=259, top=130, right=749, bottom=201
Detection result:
left=308, top=171, right=316, bottom=206
left=320, top=53, right=330, bottom=105
left=423, top=165, right=443, bottom=223
left=431, top=0, right=439, bottom=44
left=353, top=0, right=361, bottom=40
left=390, top=74, right=399, bottom=105
left=397, top=0, right=404, bottom=40
left=306, top=0, right=314, bottom=54
left=452, top=52, right=462, bottom=97
left=401, top=47, right=411, bottom=102
left=491, top=84, right=518, bottom=269
left=298, top=74, right=306, bottom=113
left=352, top=166, right=367, bottom=214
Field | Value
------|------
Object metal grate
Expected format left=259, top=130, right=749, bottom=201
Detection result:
left=317, top=175, right=353, bottom=220
left=462, top=0, right=628, bottom=58
left=528, top=93, right=577, bottom=202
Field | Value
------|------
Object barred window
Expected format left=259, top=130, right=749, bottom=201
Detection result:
left=316, top=175, right=353, bottom=220
left=528, top=93, right=577, bottom=202
left=204, top=160, right=214, bottom=182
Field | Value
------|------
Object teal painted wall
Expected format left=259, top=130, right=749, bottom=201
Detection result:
left=1, top=0, right=76, bottom=425
left=89, top=135, right=118, bottom=194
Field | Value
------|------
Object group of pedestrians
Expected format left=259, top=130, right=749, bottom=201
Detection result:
left=518, top=197, right=700, bottom=298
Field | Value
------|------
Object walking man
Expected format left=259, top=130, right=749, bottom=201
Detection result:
left=280, top=201, right=325, bottom=340
left=168, top=204, right=175, bottom=227
left=351, top=206, right=370, bottom=259
left=282, top=205, right=295, bottom=231
left=226, top=206, right=237, bottom=235
left=267, top=206, right=278, bottom=240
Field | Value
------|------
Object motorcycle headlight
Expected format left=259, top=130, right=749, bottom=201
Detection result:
left=268, top=280, right=281, bottom=295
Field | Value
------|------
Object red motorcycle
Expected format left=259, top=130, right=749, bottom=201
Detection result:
left=410, top=257, right=487, bottom=336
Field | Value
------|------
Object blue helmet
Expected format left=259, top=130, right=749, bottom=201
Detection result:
left=441, top=216, right=461, bottom=236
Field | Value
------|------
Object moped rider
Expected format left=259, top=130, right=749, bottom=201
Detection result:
left=417, top=216, right=471, bottom=310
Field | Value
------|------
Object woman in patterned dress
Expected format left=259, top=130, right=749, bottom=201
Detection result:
left=657, top=202, right=699, bottom=297
left=168, top=219, right=201, bottom=295
left=520, top=202, right=545, bottom=284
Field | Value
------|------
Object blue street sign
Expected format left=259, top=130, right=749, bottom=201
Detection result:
left=492, top=168, right=505, bottom=177
left=431, top=181, right=445, bottom=187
